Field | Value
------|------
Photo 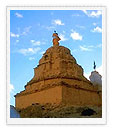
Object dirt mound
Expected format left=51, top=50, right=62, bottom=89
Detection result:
left=17, top=104, right=102, bottom=118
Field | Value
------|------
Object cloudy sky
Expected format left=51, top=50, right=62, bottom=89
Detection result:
left=10, top=10, right=102, bottom=105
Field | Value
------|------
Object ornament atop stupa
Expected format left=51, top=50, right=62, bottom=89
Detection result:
left=15, top=32, right=102, bottom=109
left=52, top=30, right=61, bottom=46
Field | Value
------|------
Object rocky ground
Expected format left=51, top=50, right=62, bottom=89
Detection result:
left=17, top=104, right=102, bottom=118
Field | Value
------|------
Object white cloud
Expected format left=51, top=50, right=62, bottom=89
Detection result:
left=87, top=44, right=102, bottom=48
left=46, top=26, right=55, bottom=30
left=72, top=14, right=80, bottom=17
left=30, top=40, right=41, bottom=46
left=79, top=45, right=92, bottom=51
left=76, top=25, right=85, bottom=29
left=91, top=26, right=102, bottom=33
left=84, top=72, right=90, bottom=80
left=33, top=41, right=40, bottom=46
left=13, top=26, right=32, bottom=38
left=33, top=41, right=41, bottom=46
left=97, top=43, right=102, bottom=48
left=30, top=40, right=35, bottom=43
left=29, top=57, right=35, bottom=61
left=10, top=32, right=19, bottom=38
left=79, top=44, right=102, bottom=52
left=15, top=12, right=23, bottom=18
left=21, top=26, right=32, bottom=35
left=18, top=47, right=41, bottom=55
left=93, top=23, right=97, bottom=26
left=59, top=34, right=67, bottom=41
left=88, top=45, right=94, bottom=48
left=40, top=51, right=45, bottom=55
left=82, top=10, right=102, bottom=18
left=62, top=31, right=66, bottom=34
left=96, top=65, right=102, bottom=76
left=90, top=11, right=102, bottom=17
left=71, top=49, right=78, bottom=53
left=70, top=31, right=82, bottom=40
left=53, top=19, right=64, bottom=25
left=10, top=84, right=14, bottom=93
left=16, top=40, right=19, bottom=43
left=41, top=42, right=46, bottom=45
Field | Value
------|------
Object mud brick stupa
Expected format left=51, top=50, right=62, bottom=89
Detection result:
left=15, top=31, right=102, bottom=109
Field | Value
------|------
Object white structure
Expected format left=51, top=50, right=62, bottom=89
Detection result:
left=10, top=105, right=20, bottom=118
left=89, top=71, right=102, bottom=86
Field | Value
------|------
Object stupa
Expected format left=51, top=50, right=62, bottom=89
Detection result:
left=89, top=71, right=102, bottom=86
left=15, top=32, right=102, bottom=109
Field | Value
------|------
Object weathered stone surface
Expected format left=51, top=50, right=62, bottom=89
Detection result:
left=29, top=45, right=84, bottom=84
left=19, top=104, right=102, bottom=118
left=15, top=33, right=102, bottom=110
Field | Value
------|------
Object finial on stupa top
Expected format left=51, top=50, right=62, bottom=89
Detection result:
left=93, top=61, right=96, bottom=70
left=52, top=31, right=61, bottom=46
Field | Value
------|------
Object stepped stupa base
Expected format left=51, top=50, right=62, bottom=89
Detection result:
left=15, top=78, right=102, bottom=109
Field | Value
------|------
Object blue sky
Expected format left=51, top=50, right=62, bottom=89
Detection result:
left=10, top=10, right=102, bottom=106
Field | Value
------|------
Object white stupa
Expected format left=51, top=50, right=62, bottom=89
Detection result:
left=89, top=61, right=102, bottom=86
left=89, top=71, right=102, bottom=86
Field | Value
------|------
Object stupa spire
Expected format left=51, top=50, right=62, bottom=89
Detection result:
left=52, top=31, right=61, bottom=46
left=93, top=61, right=96, bottom=70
